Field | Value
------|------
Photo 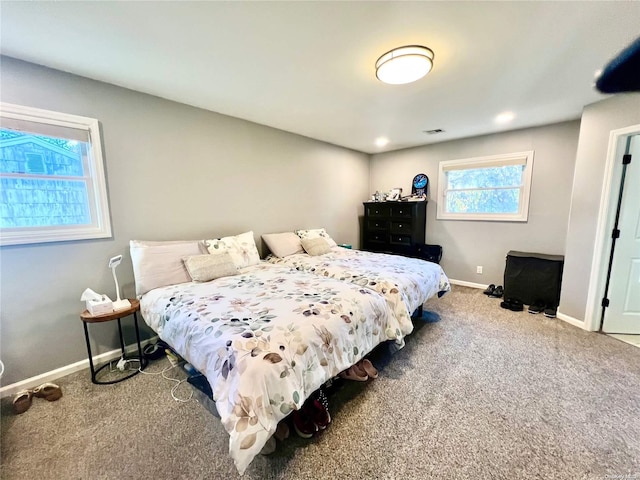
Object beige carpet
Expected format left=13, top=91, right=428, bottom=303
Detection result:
left=2, top=285, right=639, bottom=479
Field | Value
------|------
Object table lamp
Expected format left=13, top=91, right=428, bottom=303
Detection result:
left=109, top=255, right=131, bottom=311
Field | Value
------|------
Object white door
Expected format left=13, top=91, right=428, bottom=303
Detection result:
left=603, top=134, right=640, bottom=334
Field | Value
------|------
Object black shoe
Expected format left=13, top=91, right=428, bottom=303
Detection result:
left=483, top=284, right=496, bottom=296
left=488, top=286, right=504, bottom=298
left=543, top=306, right=557, bottom=318
left=500, top=298, right=524, bottom=311
left=528, top=300, right=545, bottom=314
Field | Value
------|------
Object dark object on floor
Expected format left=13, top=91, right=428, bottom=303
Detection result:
left=143, top=342, right=166, bottom=360
left=292, top=403, right=319, bottom=438
left=504, top=251, right=564, bottom=308
left=483, top=284, right=496, bottom=296
left=500, top=298, right=524, bottom=312
left=488, top=285, right=504, bottom=298
left=596, top=36, right=640, bottom=93
left=187, top=373, right=213, bottom=400
left=410, top=243, right=443, bottom=264
left=528, top=300, right=546, bottom=314
left=544, top=307, right=557, bottom=319
left=414, top=310, right=440, bottom=323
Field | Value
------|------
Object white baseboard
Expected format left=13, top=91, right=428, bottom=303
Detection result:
left=0, top=336, right=158, bottom=399
left=557, top=312, right=589, bottom=330
left=450, top=279, right=488, bottom=290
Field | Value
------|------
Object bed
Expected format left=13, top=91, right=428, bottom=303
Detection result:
left=131, top=234, right=404, bottom=474
left=263, top=229, right=451, bottom=339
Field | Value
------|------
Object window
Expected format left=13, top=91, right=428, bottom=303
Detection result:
left=0, top=103, right=111, bottom=245
left=436, top=151, right=534, bottom=222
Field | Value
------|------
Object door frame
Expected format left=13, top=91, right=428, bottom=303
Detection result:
left=584, top=124, right=640, bottom=331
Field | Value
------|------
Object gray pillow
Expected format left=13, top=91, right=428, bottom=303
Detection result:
left=183, top=253, right=238, bottom=282
left=301, top=237, right=331, bottom=256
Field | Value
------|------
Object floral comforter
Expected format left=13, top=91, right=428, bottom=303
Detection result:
left=266, top=247, right=451, bottom=336
left=140, top=263, right=399, bottom=474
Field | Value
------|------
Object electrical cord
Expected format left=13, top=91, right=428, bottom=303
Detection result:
left=138, top=359, right=199, bottom=403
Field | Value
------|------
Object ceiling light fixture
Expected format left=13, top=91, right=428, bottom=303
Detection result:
left=375, top=137, right=389, bottom=147
left=376, top=45, right=434, bottom=85
left=495, top=111, right=515, bottom=124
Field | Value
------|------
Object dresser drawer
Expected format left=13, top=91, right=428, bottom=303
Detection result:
left=389, top=234, right=412, bottom=246
left=390, top=221, right=412, bottom=234
left=367, top=232, right=388, bottom=244
left=390, top=204, right=413, bottom=218
left=367, top=219, right=388, bottom=231
left=365, top=204, right=390, bottom=217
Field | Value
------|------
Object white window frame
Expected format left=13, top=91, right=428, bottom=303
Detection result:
left=0, top=103, right=112, bottom=246
left=436, top=150, right=534, bottom=222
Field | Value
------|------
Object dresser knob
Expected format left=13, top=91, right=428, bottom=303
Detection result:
left=399, top=224, right=402, bottom=228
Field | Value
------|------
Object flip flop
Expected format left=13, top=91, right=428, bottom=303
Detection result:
left=339, top=364, right=368, bottom=381
left=33, top=382, right=63, bottom=402
left=13, top=390, right=33, bottom=414
left=358, top=359, right=378, bottom=379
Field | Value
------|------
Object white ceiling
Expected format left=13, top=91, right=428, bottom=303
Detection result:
left=1, top=1, right=639, bottom=154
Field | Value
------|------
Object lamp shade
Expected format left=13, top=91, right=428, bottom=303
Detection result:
left=376, top=45, right=434, bottom=85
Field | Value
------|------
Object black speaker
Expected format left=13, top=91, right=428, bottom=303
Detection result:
left=503, top=251, right=564, bottom=307
left=411, top=244, right=443, bottom=264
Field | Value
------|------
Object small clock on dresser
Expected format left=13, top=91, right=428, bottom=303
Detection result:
left=411, top=173, right=429, bottom=196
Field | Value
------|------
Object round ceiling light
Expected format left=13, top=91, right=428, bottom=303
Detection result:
left=375, top=45, right=434, bottom=85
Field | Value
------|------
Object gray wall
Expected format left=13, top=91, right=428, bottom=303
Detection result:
left=0, top=57, right=370, bottom=386
left=369, top=121, right=580, bottom=285
left=560, top=93, right=640, bottom=321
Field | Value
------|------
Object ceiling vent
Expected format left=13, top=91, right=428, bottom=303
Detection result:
left=424, top=129, right=444, bottom=135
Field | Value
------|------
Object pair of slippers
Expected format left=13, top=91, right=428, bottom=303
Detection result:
left=13, top=382, right=63, bottom=415
left=339, top=358, right=378, bottom=382
left=483, top=284, right=504, bottom=298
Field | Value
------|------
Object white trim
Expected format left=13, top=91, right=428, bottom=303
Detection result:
left=450, top=279, right=488, bottom=289
left=0, top=336, right=157, bottom=398
left=437, top=150, right=534, bottom=222
left=0, top=102, right=112, bottom=246
left=556, top=311, right=589, bottom=330
left=584, top=124, right=640, bottom=331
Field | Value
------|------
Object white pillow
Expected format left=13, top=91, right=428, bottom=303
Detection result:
left=262, top=232, right=304, bottom=258
left=294, top=228, right=337, bottom=247
left=183, top=253, right=238, bottom=282
left=301, top=237, right=331, bottom=256
left=130, top=240, right=207, bottom=296
left=205, top=231, right=260, bottom=269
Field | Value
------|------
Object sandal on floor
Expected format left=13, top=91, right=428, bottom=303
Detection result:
left=339, top=364, right=368, bottom=382
left=358, top=359, right=378, bottom=379
left=488, top=286, right=504, bottom=298
left=274, top=420, right=290, bottom=441
left=483, top=284, right=496, bottom=296
left=33, top=383, right=63, bottom=402
left=13, top=390, right=33, bottom=414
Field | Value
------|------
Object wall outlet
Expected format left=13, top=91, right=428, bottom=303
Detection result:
left=476, top=266, right=483, bottom=274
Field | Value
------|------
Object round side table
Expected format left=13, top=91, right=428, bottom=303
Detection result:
left=80, top=299, right=148, bottom=384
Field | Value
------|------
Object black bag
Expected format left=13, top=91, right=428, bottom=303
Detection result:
left=503, top=251, right=564, bottom=307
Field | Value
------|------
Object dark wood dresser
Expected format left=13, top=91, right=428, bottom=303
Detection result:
left=362, top=201, right=427, bottom=255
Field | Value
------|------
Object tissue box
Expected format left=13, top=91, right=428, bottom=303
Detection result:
left=86, top=298, right=113, bottom=316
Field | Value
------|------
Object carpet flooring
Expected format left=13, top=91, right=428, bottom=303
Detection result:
left=1, top=285, right=639, bottom=480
